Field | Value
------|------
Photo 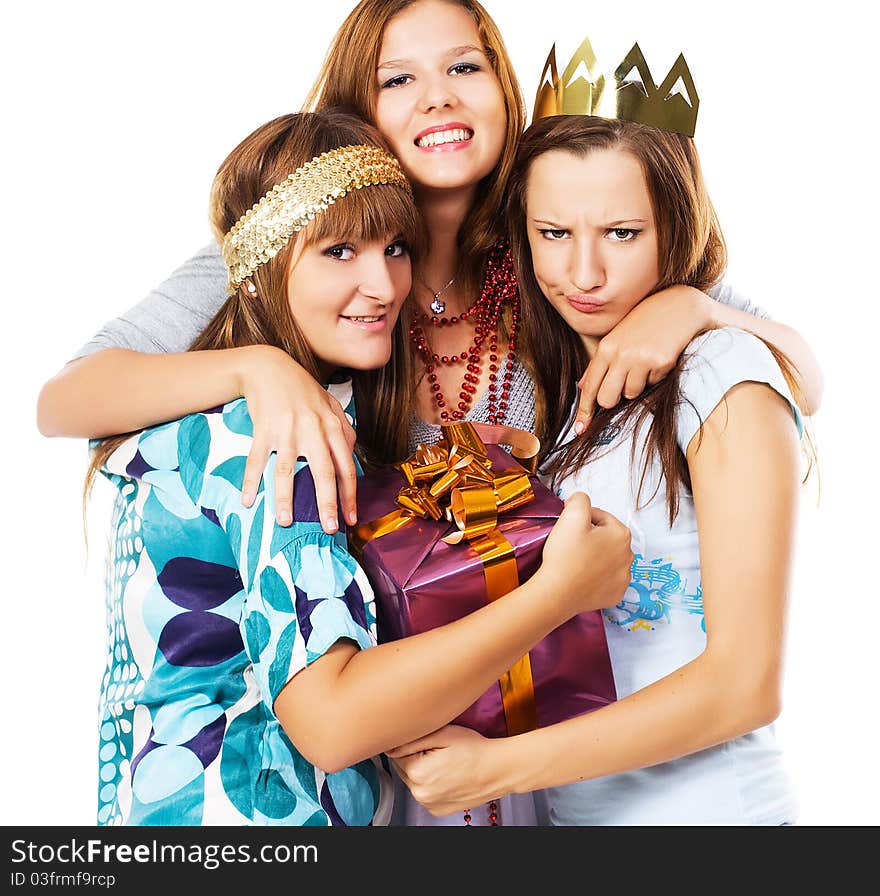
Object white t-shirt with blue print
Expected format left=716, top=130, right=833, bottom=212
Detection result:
left=539, top=328, right=803, bottom=825
left=96, top=380, right=393, bottom=826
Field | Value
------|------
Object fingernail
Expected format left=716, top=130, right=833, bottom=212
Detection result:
left=348, top=511, right=358, bottom=525
left=278, top=512, right=292, bottom=526
left=326, top=517, right=338, bottom=533
left=241, top=491, right=253, bottom=506
left=574, top=421, right=585, bottom=436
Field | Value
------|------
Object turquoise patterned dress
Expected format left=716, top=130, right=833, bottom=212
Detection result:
left=95, top=381, right=392, bottom=826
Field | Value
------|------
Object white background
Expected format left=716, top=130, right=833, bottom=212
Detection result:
left=3, top=1, right=877, bottom=826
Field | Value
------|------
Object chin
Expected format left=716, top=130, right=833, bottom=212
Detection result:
left=344, top=352, right=393, bottom=372
left=582, top=321, right=616, bottom=337
left=415, top=173, right=475, bottom=192
left=411, top=161, right=484, bottom=191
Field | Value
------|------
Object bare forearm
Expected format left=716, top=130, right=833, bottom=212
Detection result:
left=293, top=571, right=577, bottom=772
left=37, top=347, right=252, bottom=438
left=498, top=653, right=778, bottom=795
left=710, top=304, right=823, bottom=414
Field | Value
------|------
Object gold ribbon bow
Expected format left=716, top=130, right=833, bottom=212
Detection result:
left=351, top=422, right=541, bottom=735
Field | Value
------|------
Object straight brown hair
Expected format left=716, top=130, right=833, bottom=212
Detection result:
left=85, top=109, right=423, bottom=504
left=509, top=115, right=804, bottom=523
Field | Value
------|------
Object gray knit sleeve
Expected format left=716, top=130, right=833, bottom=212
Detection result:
left=707, top=280, right=771, bottom=320
left=73, top=243, right=227, bottom=358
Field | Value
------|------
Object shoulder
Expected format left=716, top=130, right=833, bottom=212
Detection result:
left=179, top=398, right=255, bottom=462
left=102, top=399, right=253, bottom=483
left=676, top=328, right=803, bottom=452
left=682, top=327, right=780, bottom=379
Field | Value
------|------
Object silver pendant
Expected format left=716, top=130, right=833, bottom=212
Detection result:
left=430, top=296, right=446, bottom=315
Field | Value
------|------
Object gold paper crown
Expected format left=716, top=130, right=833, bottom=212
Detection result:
left=222, top=143, right=412, bottom=294
left=532, top=37, right=699, bottom=137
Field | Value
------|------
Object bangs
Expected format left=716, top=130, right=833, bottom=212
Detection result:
left=302, top=183, right=424, bottom=259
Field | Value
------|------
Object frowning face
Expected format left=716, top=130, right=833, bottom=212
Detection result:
left=525, top=147, right=660, bottom=354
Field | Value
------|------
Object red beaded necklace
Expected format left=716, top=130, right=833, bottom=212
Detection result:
left=410, top=241, right=520, bottom=426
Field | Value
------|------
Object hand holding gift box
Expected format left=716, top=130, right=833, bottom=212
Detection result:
left=350, top=422, right=617, bottom=739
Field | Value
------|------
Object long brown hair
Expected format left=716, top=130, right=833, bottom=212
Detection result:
left=304, top=0, right=526, bottom=301
left=509, top=115, right=804, bottom=523
left=85, top=109, right=423, bottom=503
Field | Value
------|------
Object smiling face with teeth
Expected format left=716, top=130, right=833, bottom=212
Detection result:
left=374, top=0, right=507, bottom=195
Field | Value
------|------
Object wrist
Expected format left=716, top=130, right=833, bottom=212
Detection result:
left=231, top=344, right=287, bottom=397
left=533, top=564, right=574, bottom=616
left=491, top=732, right=537, bottom=796
left=230, top=345, right=258, bottom=399
left=698, top=285, right=736, bottom=329
left=680, top=285, right=718, bottom=330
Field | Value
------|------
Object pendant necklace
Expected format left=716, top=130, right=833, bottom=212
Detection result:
left=422, top=275, right=456, bottom=316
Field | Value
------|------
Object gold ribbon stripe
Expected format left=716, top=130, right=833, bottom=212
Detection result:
left=470, top=529, right=538, bottom=736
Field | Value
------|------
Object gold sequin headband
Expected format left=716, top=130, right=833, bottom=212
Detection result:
left=222, top=144, right=412, bottom=294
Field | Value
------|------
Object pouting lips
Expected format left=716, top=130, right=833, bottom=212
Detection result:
left=415, top=128, right=474, bottom=148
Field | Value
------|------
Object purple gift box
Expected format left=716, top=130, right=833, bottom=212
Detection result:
left=351, top=442, right=617, bottom=738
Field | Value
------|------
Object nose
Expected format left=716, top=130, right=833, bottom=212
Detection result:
left=570, top=237, right=605, bottom=293
left=359, top=250, right=408, bottom=305
left=418, top=72, right=457, bottom=114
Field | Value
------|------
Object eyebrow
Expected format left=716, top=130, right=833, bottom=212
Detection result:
left=530, top=217, right=649, bottom=226
left=377, top=45, right=484, bottom=71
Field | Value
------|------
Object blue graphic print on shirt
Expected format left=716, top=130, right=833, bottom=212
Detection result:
left=604, top=555, right=705, bottom=633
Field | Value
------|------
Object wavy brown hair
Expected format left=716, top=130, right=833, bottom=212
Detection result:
left=304, top=0, right=526, bottom=302
left=85, top=109, right=423, bottom=504
left=509, top=115, right=804, bottom=524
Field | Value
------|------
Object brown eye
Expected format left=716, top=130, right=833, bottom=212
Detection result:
left=385, top=240, right=409, bottom=257
left=325, top=244, right=355, bottom=260
left=607, top=228, right=639, bottom=242
left=380, top=74, right=413, bottom=89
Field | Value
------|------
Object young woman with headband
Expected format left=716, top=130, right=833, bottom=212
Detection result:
left=88, top=107, right=633, bottom=826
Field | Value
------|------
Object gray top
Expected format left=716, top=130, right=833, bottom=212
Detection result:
left=74, top=241, right=770, bottom=360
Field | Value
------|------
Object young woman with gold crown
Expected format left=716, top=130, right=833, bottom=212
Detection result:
left=388, top=38, right=809, bottom=825
left=38, top=2, right=821, bottom=825
left=84, top=107, right=635, bottom=826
